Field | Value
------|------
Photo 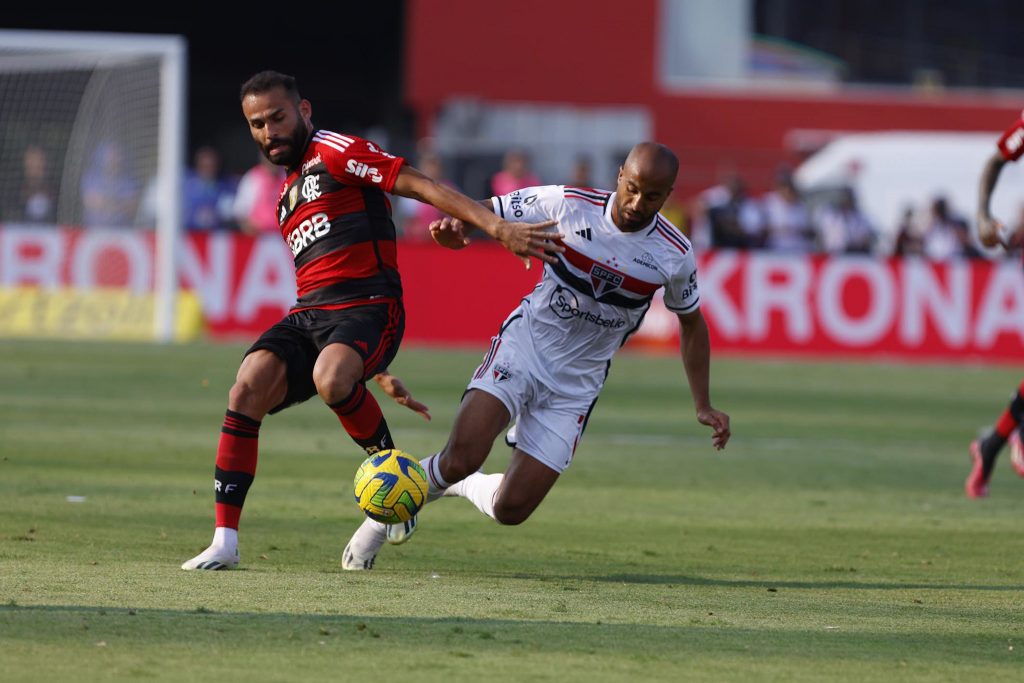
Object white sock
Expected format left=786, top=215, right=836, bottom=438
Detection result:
left=448, top=472, right=503, bottom=520
left=419, top=453, right=452, bottom=502
left=349, top=517, right=387, bottom=554
left=212, top=526, right=238, bottom=551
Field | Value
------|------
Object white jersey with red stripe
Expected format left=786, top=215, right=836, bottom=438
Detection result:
left=490, top=185, right=699, bottom=396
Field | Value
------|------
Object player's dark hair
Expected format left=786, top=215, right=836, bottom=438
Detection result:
left=239, top=71, right=301, bottom=103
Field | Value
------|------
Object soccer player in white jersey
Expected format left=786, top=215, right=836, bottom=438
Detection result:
left=342, top=142, right=730, bottom=569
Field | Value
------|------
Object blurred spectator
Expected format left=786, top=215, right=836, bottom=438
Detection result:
left=761, top=168, right=814, bottom=252
left=184, top=146, right=237, bottom=230
left=234, top=155, right=285, bottom=236
left=893, top=206, right=924, bottom=257
left=397, top=152, right=458, bottom=241
left=922, top=196, right=977, bottom=260
left=815, top=186, right=875, bottom=254
left=699, top=175, right=764, bottom=249
left=491, top=149, right=540, bottom=196
left=9, top=145, right=56, bottom=223
left=81, top=141, right=139, bottom=228
left=570, top=156, right=593, bottom=188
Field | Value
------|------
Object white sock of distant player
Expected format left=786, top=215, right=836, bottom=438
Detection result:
left=419, top=453, right=452, bottom=502
left=447, top=472, right=504, bottom=520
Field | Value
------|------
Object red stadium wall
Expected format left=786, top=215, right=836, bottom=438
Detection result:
left=405, top=0, right=1023, bottom=195
left=405, top=0, right=658, bottom=109
left=3, top=227, right=1024, bottom=363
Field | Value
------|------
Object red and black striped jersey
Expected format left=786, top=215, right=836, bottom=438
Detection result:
left=276, top=130, right=406, bottom=311
left=997, top=111, right=1024, bottom=162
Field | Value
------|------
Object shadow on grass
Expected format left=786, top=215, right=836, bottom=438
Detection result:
left=0, top=602, right=1012, bottom=666
left=500, top=573, right=1024, bottom=592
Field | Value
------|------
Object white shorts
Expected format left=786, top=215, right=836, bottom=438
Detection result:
left=466, top=318, right=595, bottom=473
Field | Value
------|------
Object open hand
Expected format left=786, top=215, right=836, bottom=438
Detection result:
left=977, top=214, right=1004, bottom=248
left=430, top=217, right=471, bottom=250
left=697, top=408, right=731, bottom=450
left=978, top=214, right=1024, bottom=250
left=374, top=372, right=431, bottom=421
left=494, top=219, right=564, bottom=269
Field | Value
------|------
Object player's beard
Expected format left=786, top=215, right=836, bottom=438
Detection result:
left=616, top=202, right=652, bottom=231
left=262, top=123, right=309, bottom=169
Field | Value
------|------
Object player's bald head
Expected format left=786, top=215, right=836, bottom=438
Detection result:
left=622, top=142, right=678, bottom=186
left=612, top=142, right=678, bottom=231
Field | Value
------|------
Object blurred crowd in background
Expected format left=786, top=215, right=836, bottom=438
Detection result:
left=1, top=137, right=1011, bottom=262
left=690, top=167, right=989, bottom=259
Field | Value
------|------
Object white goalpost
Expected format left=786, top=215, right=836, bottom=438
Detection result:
left=0, top=30, right=187, bottom=342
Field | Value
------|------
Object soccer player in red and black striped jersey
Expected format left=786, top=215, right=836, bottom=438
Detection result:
left=965, top=111, right=1024, bottom=498
left=182, top=71, right=561, bottom=570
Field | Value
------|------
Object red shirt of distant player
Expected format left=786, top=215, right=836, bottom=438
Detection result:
left=276, top=130, right=406, bottom=312
left=997, top=111, right=1024, bottom=162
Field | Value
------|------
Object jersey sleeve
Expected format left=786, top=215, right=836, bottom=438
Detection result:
left=490, top=185, right=561, bottom=222
left=997, top=111, right=1024, bottom=161
left=662, top=252, right=700, bottom=314
left=319, top=132, right=406, bottom=192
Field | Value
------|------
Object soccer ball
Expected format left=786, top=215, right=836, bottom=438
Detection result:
left=353, top=449, right=428, bottom=524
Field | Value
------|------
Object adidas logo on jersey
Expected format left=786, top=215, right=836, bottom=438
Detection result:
left=575, top=228, right=592, bottom=241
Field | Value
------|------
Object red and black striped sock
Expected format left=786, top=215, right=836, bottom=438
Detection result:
left=330, top=383, right=394, bottom=455
left=980, top=379, right=1024, bottom=476
left=214, top=409, right=261, bottom=529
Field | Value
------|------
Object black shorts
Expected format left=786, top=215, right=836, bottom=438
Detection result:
left=245, top=300, right=405, bottom=414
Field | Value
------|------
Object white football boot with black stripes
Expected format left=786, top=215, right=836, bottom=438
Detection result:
left=342, top=515, right=419, bottom=570
left=181, top=545, right=240, bottom=571
left=385, top=515, right=417, bottom=545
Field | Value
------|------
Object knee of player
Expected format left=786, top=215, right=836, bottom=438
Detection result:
left=491, top=501, right=531, bottom=526
left=227, top=379, right=259, bottom=409
left=491, top=505, right=532, bottom=528
left=313, top=370, right=358, bottom=405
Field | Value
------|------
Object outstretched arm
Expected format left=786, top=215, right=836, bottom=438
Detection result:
left=392, top=166, right=562, bottom=266
left=977, top=151, right=1010, bottom=248
left=427, top=202, right=493, bottom=250
left=678, top=310, right=730, bottom=450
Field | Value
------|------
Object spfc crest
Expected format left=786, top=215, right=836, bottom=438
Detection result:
left=492, top=363, right=512, bottom=382
left=589, top=263, right=624, bottom=299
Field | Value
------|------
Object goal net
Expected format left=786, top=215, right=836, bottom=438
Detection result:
left=0, top=30, right=189, bottom=341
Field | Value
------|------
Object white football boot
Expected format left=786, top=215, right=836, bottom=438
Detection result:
left=385, top=515, right=418, bottom=545
left=181, top=545, right=240, bottom=571
left=342, top=517, right=387, bottom=570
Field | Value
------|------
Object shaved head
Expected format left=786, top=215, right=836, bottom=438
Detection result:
left=623, top=142, right=679, bottom=184
left=612, top=142, right=678, bottom=231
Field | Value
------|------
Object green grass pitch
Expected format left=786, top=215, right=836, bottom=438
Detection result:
left=1, top=340, right=1022, bottom=681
